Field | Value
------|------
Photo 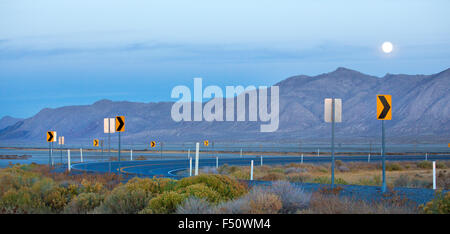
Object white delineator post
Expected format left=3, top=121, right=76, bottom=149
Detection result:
left=240, top=148, right=242, bottom=158
left=433, top=161, right=436, bottom=190
left=250, top=160, right=254, bottom=181
left=67, top=149, right=71, bottom=171
left=317, top=148, right=320, bottom=157
left=425, top=153, right=428, bottom=161
left=260, top=156, right=263, bottom=166
left=130, top=149, right=133, bottom=161
left=301, top=154, right=304, bottom=164
left=80, top=148, right=83, bottom=162
left=189, top=157, right=192, bottom=176
left=188, top=148, right=190, bottom=159
left=216, top=157, right=218, bottom=168
left=368, top=153, right=371, bottom=163
left=195, top=142, right=199, bottom=176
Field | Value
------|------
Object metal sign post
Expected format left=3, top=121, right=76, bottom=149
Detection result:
left=377, top=94, right=392, bottom=193
left=195, top=142, right=199, bottom=176
left=115, top=116, right=125, bottom=179
left=325, top=98, right=342, bottom=188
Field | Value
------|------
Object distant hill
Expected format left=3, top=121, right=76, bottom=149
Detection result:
left=0, top=116, right=23, bottom=130
left=0, top=67, right=448, bottom=144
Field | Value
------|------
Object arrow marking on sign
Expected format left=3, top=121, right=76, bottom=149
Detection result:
left=48, top=132, right=54, bottom=142
left=378, top=96, right=391, bottom=119
left=117, top=117, right=124, bottom=131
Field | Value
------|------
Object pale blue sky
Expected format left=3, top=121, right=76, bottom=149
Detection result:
left=0, top=0, right=449, bottom=118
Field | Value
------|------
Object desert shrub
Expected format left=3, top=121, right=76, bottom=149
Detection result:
left=202, top=167, right=218, bottom=174
left=304, top=193, right=417, bottom=214
left=386, top=163, right=403, bottom=171
left=286, top=173, right=311, bottom=183
left=421, top=191, right=450, bottom=214
left=357, top=176, right=381, bottom=186
left=136, top=156, right=147, bottom=160
left=0, top=188, right=43, bottom=213
left=393, top=174, right=430, bottom=188
left=437, top=171, right=450, bottom=190
left=417, top=161, right=432, bottom=169
left=80, top=179, right=105, bottom=194
left=212, top=197, right=250, bottom=214
left=247, top=191, right=282, bottom=214
left=177, top=174, right=246, bottom=201
left=143, top=191, right=187, bottom=214
left=312, top=177, right=348, bottom=185
left=210, top=186, right=281, bottom=214
left=284, top=167, right=306, bottom=174
left=335, top=160, right=343, bottom=167
left=259, top=172, right=285, bottom=181
left=176, top=197, right=212, bottom=214
left=178, top=183, right=221, bottom=203
left=266, top=181, right=311, bottom=213
left=125, top=177, right=176, bottom=195
left=64, top=192, right=104, bottom=214
left=95, top=182, right=154, bottom=214
left=393, top=174, right=410, bottom=188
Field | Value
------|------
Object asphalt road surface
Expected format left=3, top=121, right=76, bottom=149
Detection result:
left=71, top=154, right=450, bottom=179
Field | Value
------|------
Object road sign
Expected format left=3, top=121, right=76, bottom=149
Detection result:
left=448, top=143, right=450, bottom=148
left=58, top=136, right=64, bottom=145
left=93, top=139, right=99, bottom=147
left=204, top=140, right=209, bottom=146
left=150, top=141, right=156, bottom=148
left=115, top=116, right=125, bottom=132
left=104, top=118, right=115, bottom=133
left=377, top=95, right=392, bottom=120
left=47, top=131, right=56, bottom=142
left=324, top=98, right=342, bottom=122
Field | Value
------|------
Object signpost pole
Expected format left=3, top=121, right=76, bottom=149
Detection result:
left=189, top=157, right=192, bottom=176
left=48, top=142, right=51, bottom=167
left=67, top=149, right=71, bottom=172
left=250, top=160, right=254, bottom=181
left=118, top=131, right=121, bottom=179
left=331, top=98, right=335, bottom=188
left=195, top=142, right=199, bottom=176
left=382, top=120, right=386, bottom=192
left=101, top=140, right=104, bottom=161
left=433, top=161, right=436, bottom=190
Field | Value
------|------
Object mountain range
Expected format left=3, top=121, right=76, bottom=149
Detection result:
left=0, top=67, right=448, bottom=144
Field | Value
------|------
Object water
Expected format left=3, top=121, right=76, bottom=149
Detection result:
left=1, top=143, right=449, bottom=168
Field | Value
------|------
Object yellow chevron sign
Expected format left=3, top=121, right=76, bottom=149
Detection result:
left=150, top=141, right=156, bottom=148
left=93, top=139, right=99, bottom=147
left=377, top=95, right=392, bottom=120
left=115, top=116, right=125, bottom=132
left=47, top=131, right=56, bottom=142
left=204, top=140, right=209, bottom=146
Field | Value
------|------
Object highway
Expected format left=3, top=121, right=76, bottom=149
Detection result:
left=71, top=154, right=450, bottom=179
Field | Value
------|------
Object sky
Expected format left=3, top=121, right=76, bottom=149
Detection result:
left=0, top=0, right=449, bottom=118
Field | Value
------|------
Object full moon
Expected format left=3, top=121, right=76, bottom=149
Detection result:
left=382, top=41, right=393, bottom=53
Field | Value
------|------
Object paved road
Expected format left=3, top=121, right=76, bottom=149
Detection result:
left=71, top=154, right=450, bottom=179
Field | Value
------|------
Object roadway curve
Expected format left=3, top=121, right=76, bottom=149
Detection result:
left=71, top=154, right=450, bottom=179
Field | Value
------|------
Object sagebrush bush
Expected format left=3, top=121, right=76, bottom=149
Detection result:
left=176, top=197, right=212, bottom=214
left=64, top=192, right=104, bottom=214
left=421, top=191, right=450, bottom=214
left=177, top=174, right=246, bottom=201
left=248, top=191, right=282, bottom=214
left=417, top=161, right=432, bottom=169
left=95, top=184, right=153, bottom=214
left=386, top=163, right=403, bottom=171
left=267, top=181, right=311, bottom=213
left=142, top=191, right=187, bottom=214
left=178, top=183, right=221, bottom=203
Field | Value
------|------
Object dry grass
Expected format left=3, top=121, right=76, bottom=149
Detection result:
left=217, top=161, right=450, bottom=189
